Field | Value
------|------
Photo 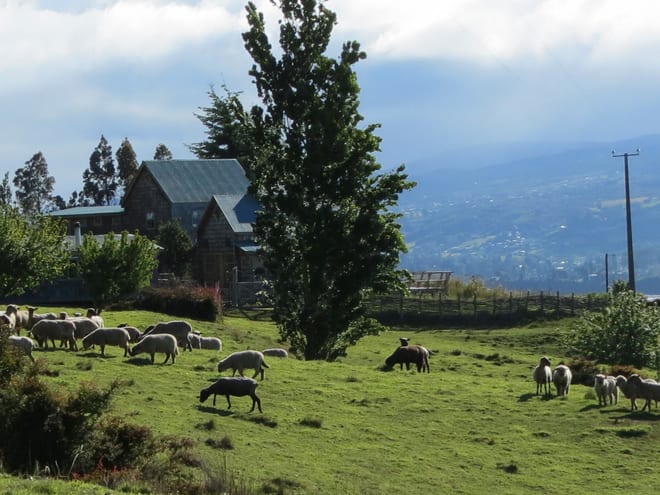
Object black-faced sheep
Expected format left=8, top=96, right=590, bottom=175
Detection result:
left=533, top=356, right=552, bottom=396
left=142, top=320, right=193, bottom=352
left=384, top=344, right=430, bottom=373
left=217, top=350, right=270, bottom=380
left=552, top=364, right=572, bottom=397
left=262, top=348, right=288, bottom=358
left=594, top=374, right=618, bottom=406
left=129, top=334, right=179, bottom=364
left=82, top=328, right=131, bottom=357
left=8, top=335, right=36, bottom=362
left=29, top=319, right=78, bottom=351
left=199, top=377, right=262, bottom=413
left=626, top=374, right=660, bottom=412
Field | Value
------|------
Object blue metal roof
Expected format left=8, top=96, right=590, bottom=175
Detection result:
left=212, top=194, right=259, bottom=233
left=50, top=205, right=124, bottom=217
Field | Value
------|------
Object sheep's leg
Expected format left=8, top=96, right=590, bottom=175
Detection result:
left=150, top=353, right=155, bottom=364
left=250, top=393, right=262, bottom=413
left=212, top=394, right=217, bottom=407
left=225, top=395, right=232, bottom=410
left=163, top=353, right=171, bottom=364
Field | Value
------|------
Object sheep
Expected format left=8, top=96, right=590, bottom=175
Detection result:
left=594, top=374, right=618, bottom=406
left=129, top=334, right=179, bottom=364
left=199, top=377, right=262, bottom=413
left=533, top=356, right=552, bottom=396
left=615, top=375, right=640, bottom=411
left=5, top=304, right=30, bottom=334
left=262, top=348, right=288, bottom=358
left=552, top=364, right=572, bottom=397
left=85, top=308, right=105, bottom=328
left=8, top=335, right=36, bottom=362
left=384, top=344, right=430, bottom=373
left=217, top=350, right=270, bottom=380
left=59, top=312, right=100, bottom=340
left=189, top=333, right=223, bottom=350
left=0, top=308, right=16, bottom=333
left=82, top=327, right=131, bottom=357
left=26, top=306, right=57, bottom=330
left=399, top=337, right=410, bottom=346
left=626, top=374, right=660, bottom=412
left=117, top=324, right=141, bottom=343
left=142, top=320, right=193, bottom=352
left=29, top=319, right=78, bottom=351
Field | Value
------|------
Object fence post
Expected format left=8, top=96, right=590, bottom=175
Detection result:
left=492, top=293, right=497, bottom=315
left=473, top=294, right=478, bottom=317
left=509, top=292, right=513, bottom=312
left=555, top=291, right=560, bottom=313
left=540, top=291, right=544, bottom=312
left=438, top=292, right=443, bottom=316
left=458, top=294, right=462, bottom=316
left=525, top=291, right=530, bottom=312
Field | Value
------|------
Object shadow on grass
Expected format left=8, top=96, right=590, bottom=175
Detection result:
left=125, top=357, right=157, bottom=366
left=609, top=410, right=660, bottom=422
left=518, top=392, right=553, bottom=402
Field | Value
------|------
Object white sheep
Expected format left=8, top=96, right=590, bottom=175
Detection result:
left=26, top=306, right=57, bottom=330
left=29, top=319, right=78, bottom=351
left=188, top=333, right=222, bottom=350
left=262, top=348, right=288, bottom=358
left=217, top=350, right=270, bottom=380
left=533, top=356, right=552, bottom=396
left=8, top=335, right=36, bottom=362
left=129, top=334, right=179, bottom=364
left=594, top=374, right=618, bottom=406
left=59, top=312, right=100, bottom=340
left=85, top=308, right=105, bottom=328
left=5, top=304, right=30, bottom=334
left=615, top=375, right=640, bottom=411
left=82, top=327, right=131, bottom=357
left=626, top=374, right=660, bottom=412
left=0, top=309, right=16, bottom=333
left=142, top=320, right=193, bottom=352
left=199, top=377, right=262, bottom=413
left=117, top=324, right=141, bottom=343
left=552, top=364, right=572, bottom=397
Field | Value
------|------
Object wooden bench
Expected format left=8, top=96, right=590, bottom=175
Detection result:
left=406, top=271, right=452, bottom=296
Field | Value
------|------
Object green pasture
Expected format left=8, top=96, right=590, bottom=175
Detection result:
left=2, top=309, right=660, bottom=494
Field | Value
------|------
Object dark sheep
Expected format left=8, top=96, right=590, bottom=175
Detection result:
left=199, top=377, right=262, bottom=413
left=384, top=344, right=430, bottom=373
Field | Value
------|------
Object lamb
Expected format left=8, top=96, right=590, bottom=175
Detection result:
left=82, top=327, right=131, bottom=357
left=129, top=334, right=179, bottom=364
left=199, top=377, right=262, bottom=413
left=533, top=356, right=552, bottom=396
left=29, top=319, right=78, bottom=351
left=626, top=374, right=660, bottom=412
left=384, top=344, right=430, bottom=373
left=26, top=306, right=58, bottom=330
left=189, top=333, right=223, bottom=350
left=552, top=364, right=572, bottom=397
left=8, top=335, right=36, bottom=362
left=262, top=348, right=288, bottom=358
left=217, top=350, right=270, bottom=380
left=594, top=374, right=618, bottom=406
left=142, top=320, right=193, bottom=352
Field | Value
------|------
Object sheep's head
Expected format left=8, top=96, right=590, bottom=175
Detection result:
left=539, top=356, right=551, bottom=367
left=594, top=374, right=606, bottom=386
left=199, top=388, right=212, bottom=403
left=627, top=374, right=643, bottom=386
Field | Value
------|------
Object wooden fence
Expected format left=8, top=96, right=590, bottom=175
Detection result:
left=364, top=291, right=609, bottom=326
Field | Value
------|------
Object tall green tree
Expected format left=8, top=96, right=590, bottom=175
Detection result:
left=156, top=218, right=193, bottom=277
left=77, top=231, right=159, bottom=309
left=83, top=135, right=118, bottom=205
left=116, top=137, right=139, bottom=190
left=153, top=143, right=173, bottom=160
left=189, top=85, right=255, bottom=178
left=0, top=172, right=12, bottom=206
left=241, top=0, right=415, bottom=359
left=13, top=151, right=56, bottom=215
left=0, top=205, right=70, bottom=296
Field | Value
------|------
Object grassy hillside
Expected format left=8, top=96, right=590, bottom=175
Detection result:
left=2, top=308, right=660, bottom=494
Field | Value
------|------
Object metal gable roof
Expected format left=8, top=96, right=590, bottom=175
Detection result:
left=142, top=159, right=249, bottom=204
left=211, top=194, right=259, bottom=233
left=50, top=205, right=124, bottom=217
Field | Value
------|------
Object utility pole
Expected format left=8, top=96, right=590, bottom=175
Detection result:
left=612, top=149, right=640, bottom=291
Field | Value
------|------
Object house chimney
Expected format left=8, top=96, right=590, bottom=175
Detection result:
left=74, top=222, right=82, bottom=249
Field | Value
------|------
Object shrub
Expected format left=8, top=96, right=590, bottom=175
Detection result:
left=136, top=284, right=222, bottom=322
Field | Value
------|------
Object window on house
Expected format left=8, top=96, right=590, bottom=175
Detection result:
left=192, top=210, right=201, bottom=229
left=146, top=212, right=155, bottom=229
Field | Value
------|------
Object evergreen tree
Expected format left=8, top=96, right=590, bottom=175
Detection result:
left=241, top=0, right=415, bottom=359
left=156, top=218, right=193, bottom=277
left=82, top=135, right=118, bottom=205
left=153, top=143, right=173, bottom=160
left=189, top=85, right=255, bottom=177
left=116, top=137, right=139, bottom=189
left=0, top=173, right=12, bottom=206
left=13, top=151, right=55, bottom=215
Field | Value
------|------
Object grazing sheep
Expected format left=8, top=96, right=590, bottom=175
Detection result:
left=189, top=333, right=223, bottom=350
left=59, top=312, right=100, bottom=341
left=262, top=348, right=288, bottom=358
left=29, top=319, right=78, bottom=351
left=26, top=306, right=57, bottom=330
left=384, top=344, right=430, bottom=373
left=82, top=327, right=131, bottom=357
left=129, top=334, right=179, bottom=364
left=217, top=350, right=270, bottom=380
left=8, top=335, right=36, bottom=362
left=399, top=337, right=410, bottom=346
left=594, top=374, right=618, bottom=406
left=199, top=377, right=262, bottom=413
left=627, top=374, right=660, bottom=412
left=142, top=320, right=193, bottom=352
left=533, top=356, right=552, bottom=396
left=552, top=364, right=572, bottom=397
left=116, top=324, right=141, bottom=343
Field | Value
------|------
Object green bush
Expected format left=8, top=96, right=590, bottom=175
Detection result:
left=136, top=285, right=222, bottom=322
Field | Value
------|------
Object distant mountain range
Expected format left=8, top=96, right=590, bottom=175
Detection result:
left=396, top=134, right=660, bottom=294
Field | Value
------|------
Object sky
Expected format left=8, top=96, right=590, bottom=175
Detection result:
left=2, top=0, right=660, bottom=199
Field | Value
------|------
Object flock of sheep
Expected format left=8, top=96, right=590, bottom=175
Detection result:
left=533, top=355, right=660, bottom=412
left=0, top=304, right=290, bottom=414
